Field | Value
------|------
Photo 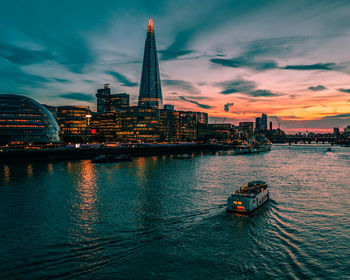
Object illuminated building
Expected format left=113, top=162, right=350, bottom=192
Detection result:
left=110, top=93, right=129, bottom=110
left=209, top=124, right=235, bottom=140
left=91, top=107, right=161, bottom=142
left=178, top=111, right=198, bottom=141
left=138, top=19, right=163, bottom=109
left=256, top=113, right=268, bottom=132
left=116, top=107, right=161, bottom=142
left=57, top=106, right=91, bottom=142
left=96, top=84, right=111, bottom=113
left=159, top=110, right=180, bottom=141
left=192, top=112, right=208, bottom=125
left=90, top=112, right=118, bottom=142
left=0, top=94, right=60, bottom=144
left=239, top=122, right=254, bottom=137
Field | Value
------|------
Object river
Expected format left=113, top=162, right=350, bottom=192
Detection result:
left=0, top=144, right=349, bottom=279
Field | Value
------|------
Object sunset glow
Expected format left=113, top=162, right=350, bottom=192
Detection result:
left=0, top=1, right=349, bottom=132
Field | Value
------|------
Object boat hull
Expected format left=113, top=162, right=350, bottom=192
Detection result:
left=227, top=188, right=269, bottom=214
left=235, top=145, right=271, bottom=154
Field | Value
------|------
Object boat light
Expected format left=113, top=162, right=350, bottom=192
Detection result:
left=236, top=206, right=245, bottom=210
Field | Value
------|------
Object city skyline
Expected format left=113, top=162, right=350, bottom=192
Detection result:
left=1, top=1, right=350, bottom=132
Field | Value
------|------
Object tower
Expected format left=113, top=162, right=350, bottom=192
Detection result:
left=138, top=19, right=163, bottom=109
left=96, top=84, right=111, bottom=113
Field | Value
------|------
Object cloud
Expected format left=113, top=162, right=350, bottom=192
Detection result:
left=159, top=49, right=195, bottom=61
left=308, top=85, right=327, bottom=91
left=338, top=88, right=350, bottom=93
left=163, top=79, right=200, bottom=94
left=106, top=71, right=137, bottom=87
left=249, top=89, right=278, bottom=97
left=179, top=96, right=212, bottom=109
left=209, top=37, right=308, bottom=71
left=323, top=113, right=350, bottom=119
left=54, top=78, right=71, bottom=83
left=210, top=57, right=278, bottom=71
left=215, top=79, right=256, bottom=94
left=59, top=92, right=94, bottom=101
left=0, top=43, right=54, bottom=65
left=283, top=63, right=335, bottom=70
left=214, top=79, right=279, bottom=97
left=224, top=102, right=234, bottom=112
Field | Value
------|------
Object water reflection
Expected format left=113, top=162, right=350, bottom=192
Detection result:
left=2, top=165, right=10, bottom=184
left=71, top=160, right=99, bottom=237
left=27, top=164, right=33, bottom=177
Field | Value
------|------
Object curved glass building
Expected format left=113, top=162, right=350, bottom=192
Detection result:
left=0, top=94, right=60, bottom=144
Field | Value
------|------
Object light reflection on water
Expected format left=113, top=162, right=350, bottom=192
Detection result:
left=0, top=144, right=349, bottom=279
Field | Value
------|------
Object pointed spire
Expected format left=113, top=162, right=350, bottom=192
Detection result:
left=147, top=18, right=154, bottom=33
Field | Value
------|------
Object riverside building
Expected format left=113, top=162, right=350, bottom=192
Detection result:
left=56, top=106, right=91, bottom=142
left=0, top=94, right=60, bottom=144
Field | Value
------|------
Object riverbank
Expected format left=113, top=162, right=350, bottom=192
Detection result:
left=0, top=143, right=230, bottom=163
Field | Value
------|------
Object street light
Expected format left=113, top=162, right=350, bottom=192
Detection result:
left=86, top=114, right=92, bottom=143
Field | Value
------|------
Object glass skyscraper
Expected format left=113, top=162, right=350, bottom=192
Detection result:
left=138, top=19, right=163, bottom=109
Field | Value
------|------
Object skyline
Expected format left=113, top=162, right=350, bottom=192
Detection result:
left=1, top=0, right=350, bottom=132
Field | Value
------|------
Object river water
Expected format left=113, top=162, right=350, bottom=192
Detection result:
left=0, top=144, right=349, bottom=279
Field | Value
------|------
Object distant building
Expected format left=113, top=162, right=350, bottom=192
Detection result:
left=178, top=111, right=198, bottom=141
left=209, top=124, right=235, bottom=140
left=344, top=125, right=350, bottom=138
left=192, top=112, right=208, bottom=125
left=261, top=113, right=267, bottom=130
left=255, top=113, right=267, bottom=132
left=239, top=122, right=254, bottom=137
left=0, top=94, right=60, bottom=144
left=138, top=19, right=163, bottom=109
left=110, top=93, right=129, bottom=110
left=333, top=127, right=339, bottom=136
left=269, top=121, right=273, bottom=131
left=96, top=84, right=111, bottom=113
left=57, top=106, right=91, bottom=142
left=90, top=111, right=118, bottom=142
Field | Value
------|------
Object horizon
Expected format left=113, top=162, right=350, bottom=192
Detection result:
left=1, top=0, right=350, bottom=132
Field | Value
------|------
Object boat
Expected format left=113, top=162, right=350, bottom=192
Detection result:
left=327, top=147, right=332, bottom=151
left=227, top=181, right=269, bottom=214
left=235, top=143, right=272, bottom=154
left=91, top=154, right=133, bottom=163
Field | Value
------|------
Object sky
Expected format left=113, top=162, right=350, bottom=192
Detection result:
left=1, top=0, right=350, bottom=132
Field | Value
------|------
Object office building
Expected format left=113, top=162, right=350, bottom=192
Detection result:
left=110, top=93, right=129, bottom=110
left=57, top=106, right=91, bottom=142
left=138, top=19, right=163, bottom=109
left=96, top=84, right=111, bottom=113
left=0, top=94, right=60, bottom=144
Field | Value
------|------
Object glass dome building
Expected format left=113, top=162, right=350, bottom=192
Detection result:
left=0, top=94, right=60, bottom=144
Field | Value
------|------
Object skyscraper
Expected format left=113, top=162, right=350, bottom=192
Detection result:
left=138, top=19, right=163, bottom=109
left=96, top=84, right=111, bottom=113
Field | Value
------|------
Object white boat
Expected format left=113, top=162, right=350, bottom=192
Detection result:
left=235, top=143, right=272, bottom=154
left=227, top=181, right=269, bottom=214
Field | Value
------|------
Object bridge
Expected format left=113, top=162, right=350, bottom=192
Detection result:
left=271, top=136, right=350, bottom=145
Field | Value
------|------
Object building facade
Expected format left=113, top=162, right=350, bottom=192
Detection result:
left=57, top=106, right=91, bottom=142
left=138, top=19, right=163, bottom=109
left=96, top=84, right=111, bottom=113
left=0, top=94, right=60, bottom=144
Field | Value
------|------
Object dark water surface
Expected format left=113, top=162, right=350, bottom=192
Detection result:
left=0, top=145, right=349, bottom=279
